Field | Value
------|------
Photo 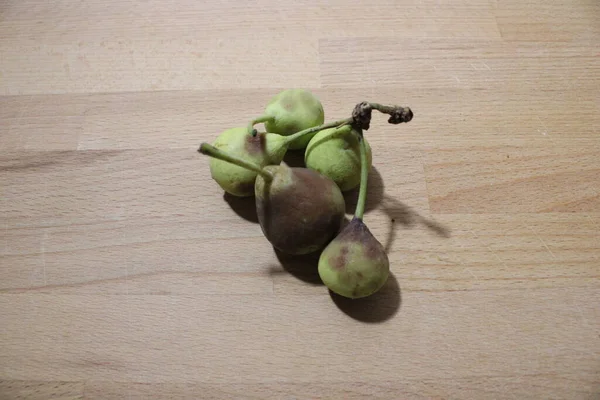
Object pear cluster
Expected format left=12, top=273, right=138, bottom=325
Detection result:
left=198, top=89, right=413, bottom=299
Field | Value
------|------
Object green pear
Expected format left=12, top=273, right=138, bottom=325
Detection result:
left=208, top=127, right=286, bottom=197
left=304, top=125, right=373, bottom=192
left=248, top=89, right=325, bottom=150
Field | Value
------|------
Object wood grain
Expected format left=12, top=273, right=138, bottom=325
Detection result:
left=424, top=145, right=600, bottom=213
left=1, top=0, right=599, bottom=399
left=81, top=376, right=600, bottom=400
left=0, top=381, right=83, bottom=400
left=1, top=290, right=598, bottom=381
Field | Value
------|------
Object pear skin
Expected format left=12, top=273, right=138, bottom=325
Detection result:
left=255, top=163, right=345, bottom=255
left=305, top=126, right=373, bottom=191
left=263, top=89, right=325, bottom=150
left=209, top=127, right=287, bottom=196
left=318, top=217, right=389, bottom=298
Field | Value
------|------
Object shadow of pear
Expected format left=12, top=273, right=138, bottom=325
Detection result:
left=329, top=272, right=401, bottom=323
left=381, top=195, right=451, bottom=253
left=270, top=249, right=324, bottom=285
left=223, top=192, right=258, bottom=223
left=343, top=165, right=384, bottom=215
left=282, top=149, right=306, bottom=168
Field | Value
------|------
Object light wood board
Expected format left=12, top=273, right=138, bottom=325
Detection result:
left=1, top=0, right=599, bottom=399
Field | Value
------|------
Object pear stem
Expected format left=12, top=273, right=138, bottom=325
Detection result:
left=352, top=102, right=413, bottom=130
left=197, top=143, right=274, bottom=181
left=282, top=117, right=353, bottom=145
left=369, top=103, right=413, bottom=122
left=248, top=101, right=412, bottom=140
left=248, top=114, right=275, bottom=136
left=354, top=128, right=369, bottom=221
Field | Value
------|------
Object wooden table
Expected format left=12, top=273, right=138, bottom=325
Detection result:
left=1, top=1, right=599, bottom=399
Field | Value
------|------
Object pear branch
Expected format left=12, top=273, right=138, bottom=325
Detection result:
left=198, top=143, right=274, bottom=181
left=351, top=102, right=413, bottom=131
left=354, top=127, right=369, bottom=221
left=248, top=115, right=276, bottom=137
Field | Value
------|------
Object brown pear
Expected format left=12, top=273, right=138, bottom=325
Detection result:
left=254, top=163, right=346, bottom=255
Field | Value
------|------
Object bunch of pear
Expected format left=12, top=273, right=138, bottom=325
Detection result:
left=198, top=89, right=413, bottom=299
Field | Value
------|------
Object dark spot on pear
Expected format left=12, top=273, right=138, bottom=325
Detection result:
left=365, top=241, right=381, bottom=260
left=357, top=271, right=364, bottom=280
left=331, top=246, right=349, bottom=270
left=245, top=132, right=266, bottom=155
left=285, top=121, right=299, bottom=133
left=330, top=255, right=342, bottom=270
left=280, top=92, right=297, bottom=108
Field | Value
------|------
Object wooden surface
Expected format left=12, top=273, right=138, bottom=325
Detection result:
left=1, top=1, right=599, bottom=399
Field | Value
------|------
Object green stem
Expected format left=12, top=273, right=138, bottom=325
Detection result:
left=282, top=117, right=353, bottom=145
left=197, top=143, right=273, bottom=181
left=248, top=114, right=275, bottom=136
left=354, top=128, right=369, bottom=221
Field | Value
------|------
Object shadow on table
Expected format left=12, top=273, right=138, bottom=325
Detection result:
left=329, top=272, right=401, bottom=324
left=380, top=195, right=451, bottom=252
left=343, top=166, right=385, bottom=215
left=269, top=248, right=324, bottom=286
left=223, top=193, right=258, bottom=223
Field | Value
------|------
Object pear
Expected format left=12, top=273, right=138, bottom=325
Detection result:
left=199, top=143, right=345, bottom=255
left=209, top=127, right=287, bottom=197
left=248, top=89, right=325, bottom=150
left=318, top=128, right=389, bottom=298
left=304, top=125, right=373, bottom=192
